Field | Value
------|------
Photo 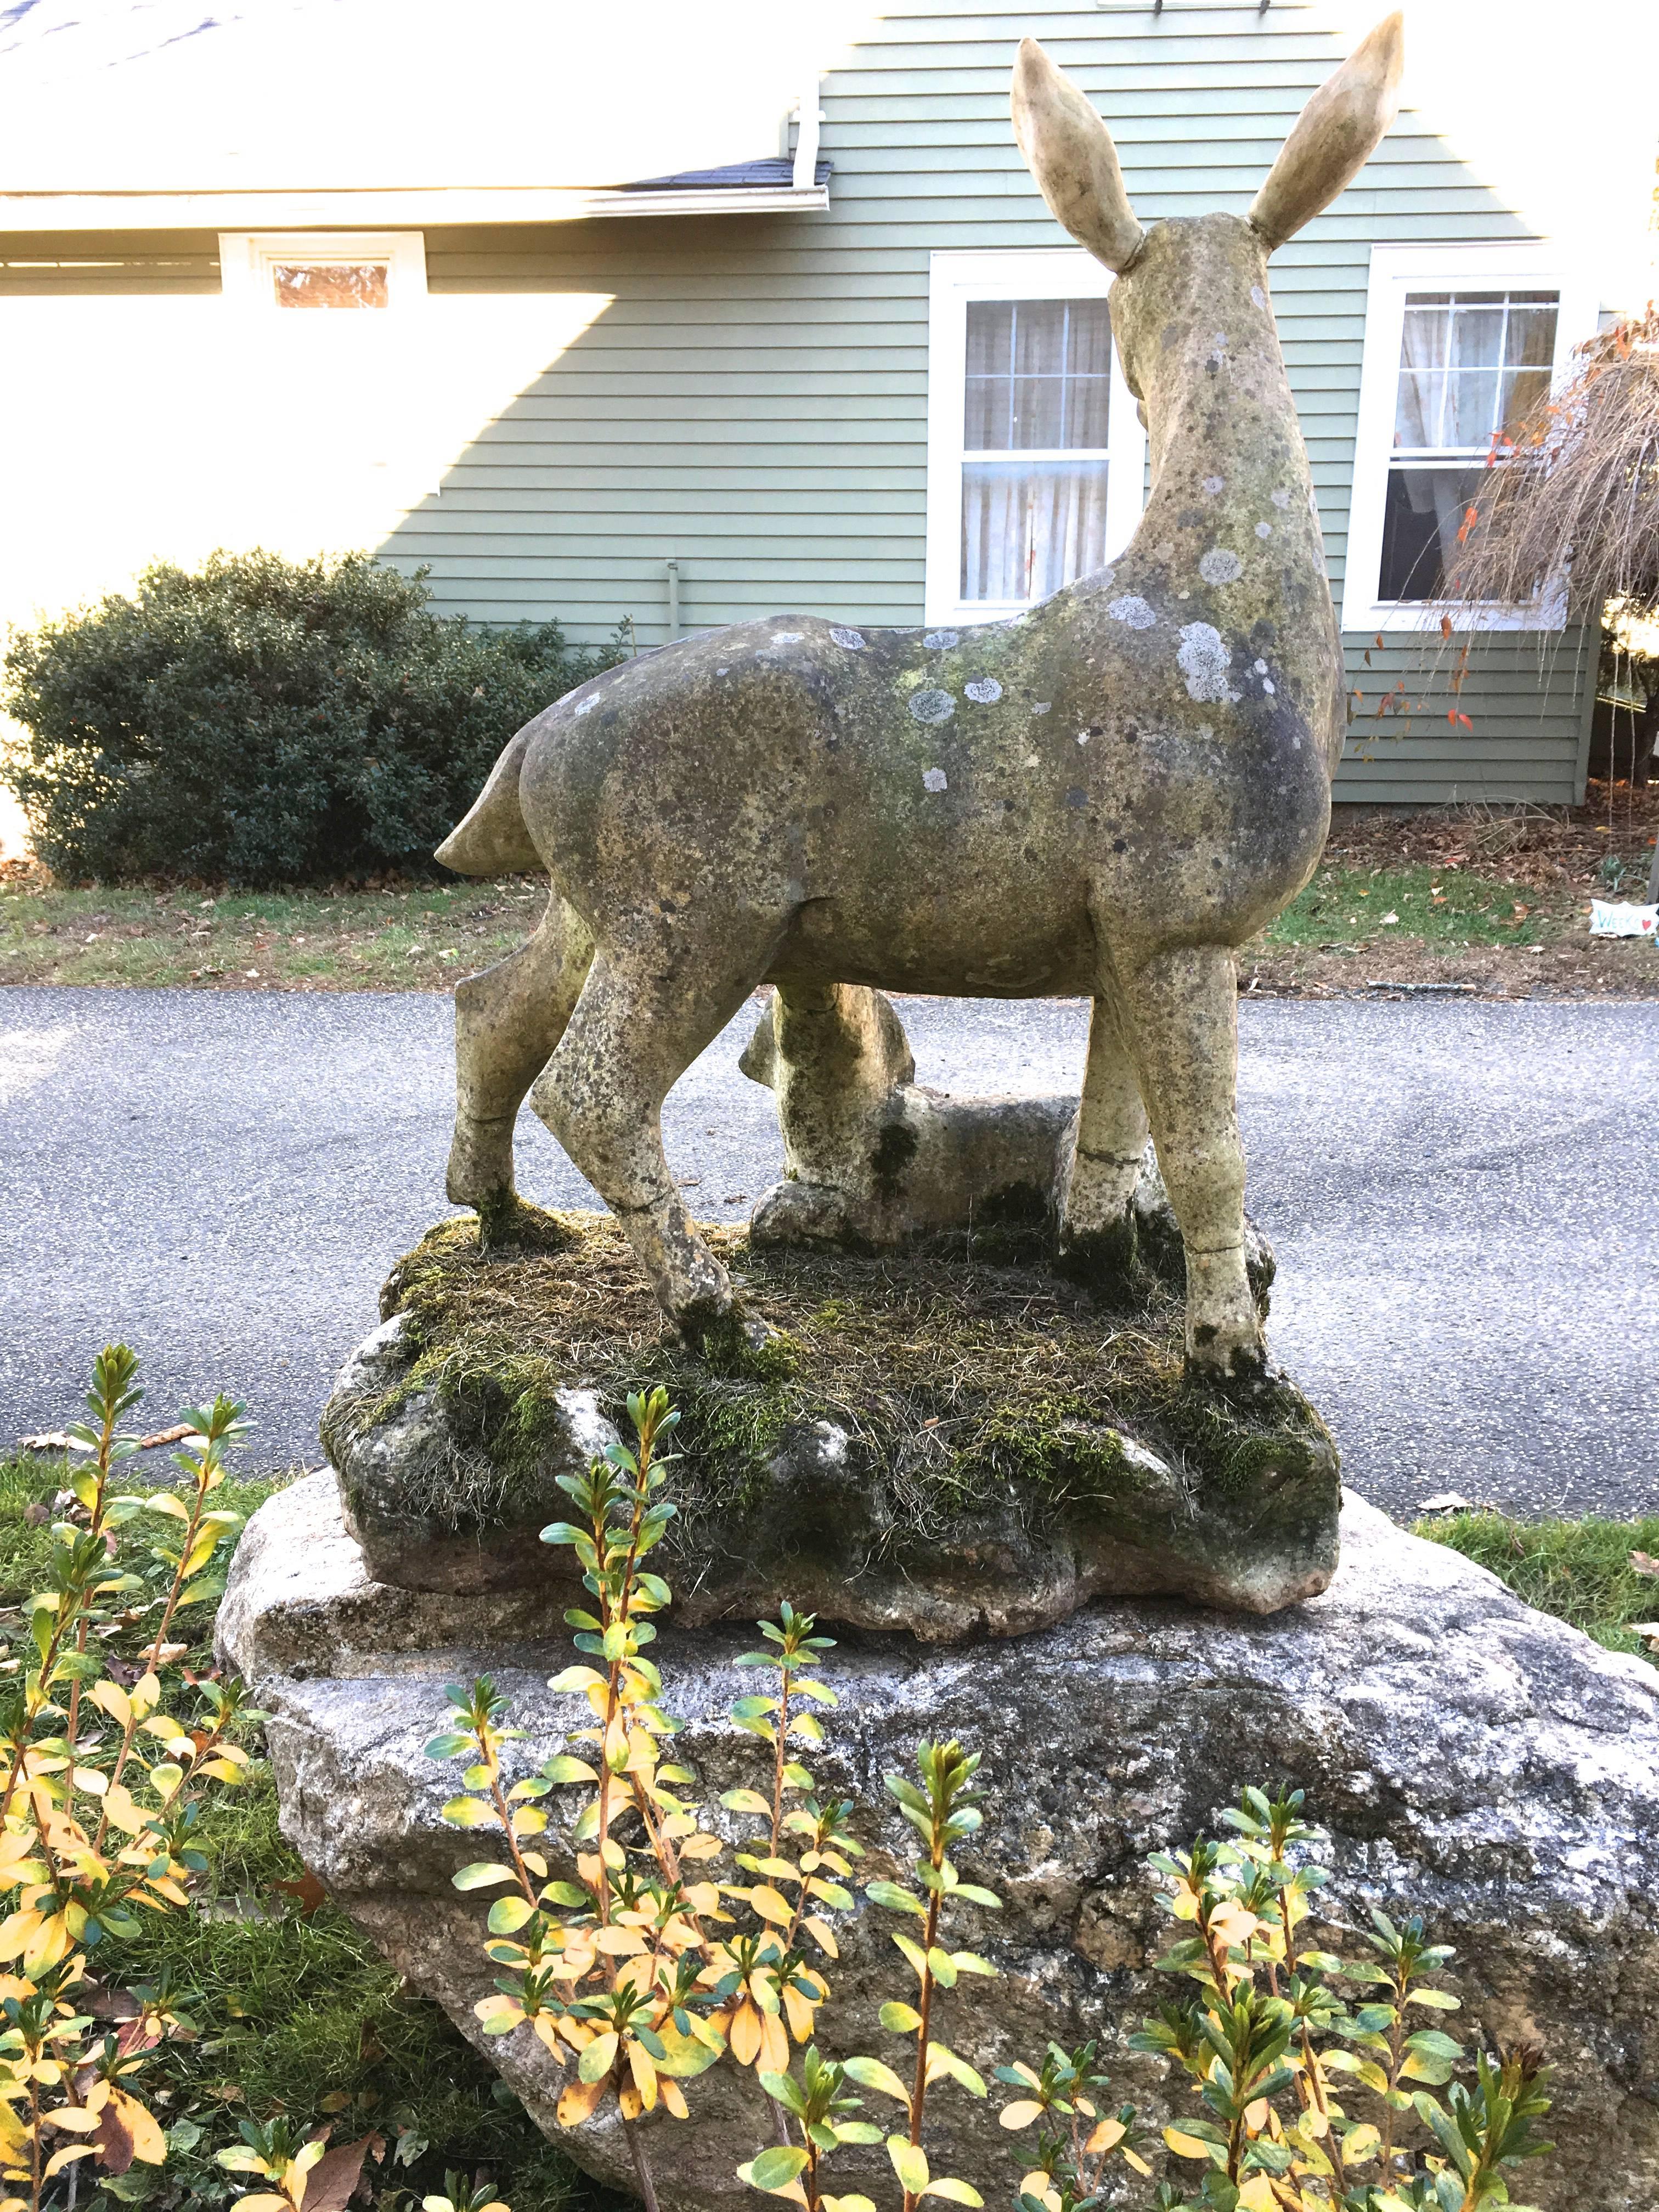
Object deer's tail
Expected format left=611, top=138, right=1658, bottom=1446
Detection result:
left=435, top=724, right=543, bottom=876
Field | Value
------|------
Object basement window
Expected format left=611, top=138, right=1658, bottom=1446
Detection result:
left=219, top=232, right=426, bottom=312
left=270, top=259, right=390, bottom=309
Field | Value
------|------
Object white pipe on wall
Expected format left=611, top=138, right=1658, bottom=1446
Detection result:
left=791, top=78, right=823, bottom=192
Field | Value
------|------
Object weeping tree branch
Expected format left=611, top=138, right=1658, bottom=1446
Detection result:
left=1442, top=304, right=1659, bottom=625
left=1441, top=302, right=1659, bottom=880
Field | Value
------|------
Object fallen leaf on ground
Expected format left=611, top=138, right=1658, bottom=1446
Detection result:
left=274, top=1868, right=329, bottom=1917
left=1630, top=1552, right=1659, bottom=1578
left=301, top=2133, right=381, bottom=2212
left=1418, top=1492, right=1474, bottom=1514
left=1630, top=1623, right=1659, bottom=1647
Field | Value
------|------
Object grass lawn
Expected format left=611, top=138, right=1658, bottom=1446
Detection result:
left=1240, top=788, right=1659, bottom=997
left=1266, top=862, right=1566, bottom=951
left=3, top=783, right=1656, bottom=1001
left=0, top=877, right=546, bottom=991
left=1413, top=1509, right=1659, bottom=1664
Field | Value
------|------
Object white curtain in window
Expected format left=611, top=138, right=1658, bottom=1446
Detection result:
left=1396, top=298, right=1505, bottom=448
left=1396, top=302, right=1451, bottom=448
left=1396, top=293, right=1559, bottom=452
left=960, top=295, right=1113, bottom=603
left=961, top=461, right=1109, bottom=603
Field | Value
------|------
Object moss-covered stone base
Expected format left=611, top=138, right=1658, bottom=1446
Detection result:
left=321, top=1207, right=1340, bottom=1634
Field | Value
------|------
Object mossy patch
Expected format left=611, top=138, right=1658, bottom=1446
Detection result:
left=366, top=1206, right=1330, bottom=1561
left=870, top=1119, right=921, bottom=1200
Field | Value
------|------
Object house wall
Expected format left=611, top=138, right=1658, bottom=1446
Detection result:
left=0, top=1, right=1617, bottom=805
left=348, top=0, right=1616, bottom=805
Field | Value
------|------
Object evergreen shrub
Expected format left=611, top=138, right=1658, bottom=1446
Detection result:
left=1, top=550, right=619, bottom=884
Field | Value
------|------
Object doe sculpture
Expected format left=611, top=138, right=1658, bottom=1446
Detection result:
left=436, top=17, right=1404, bottom=1385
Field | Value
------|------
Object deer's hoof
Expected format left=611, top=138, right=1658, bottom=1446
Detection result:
left=446, top=1115, right=516, bottom=1209
left=1183, top=1333, right=1278, bottom=1404
left=1054, top=1211, right=1139, bottom=1303
left=677, top=1299, right=787, bottom=1375
left=471, top=1192, right=577, bottom=1256
left=749, top=1180, right=856, bottom=1249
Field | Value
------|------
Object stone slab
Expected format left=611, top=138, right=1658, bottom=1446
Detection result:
left=220, top=1472, right=1659, bottom=2212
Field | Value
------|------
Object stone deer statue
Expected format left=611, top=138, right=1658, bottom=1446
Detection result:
left=436, top=16, right=1403, bottom=1381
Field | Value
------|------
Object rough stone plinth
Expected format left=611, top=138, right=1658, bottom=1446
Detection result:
left=219, top=1474, right=1659, bottom=2212
left=320, top=1209, right=1338, bottom=1628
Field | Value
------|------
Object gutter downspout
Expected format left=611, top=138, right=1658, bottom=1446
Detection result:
left=792, top=77, right=823, bottom=192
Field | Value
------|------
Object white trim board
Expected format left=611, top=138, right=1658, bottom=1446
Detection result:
left=925, top=249, right=1146, bottom=631
left=1341, top=240, right=1601, bottom=636
left=0, top=184, right=830, bottom=231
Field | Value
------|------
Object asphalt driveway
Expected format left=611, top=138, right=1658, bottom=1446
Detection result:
left=2, top=985, right=1654, bottom=1522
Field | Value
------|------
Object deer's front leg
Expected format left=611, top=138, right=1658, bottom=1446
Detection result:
left=1116, top=943, right=1264, bottom=1383
left=1057, top=994, right=1148, bottom=1291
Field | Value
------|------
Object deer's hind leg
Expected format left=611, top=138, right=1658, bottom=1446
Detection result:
left=1057, top=992, right=1149, bottom=1291
left=448, top=889, right=593, bottom=1243
left=529, top=919, right=782, bottom=1342
left=1115, top=942, right=1265, bottom=1383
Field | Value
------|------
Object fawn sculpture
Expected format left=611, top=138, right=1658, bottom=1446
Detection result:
left=436, top=17, right=1403, bottom=1383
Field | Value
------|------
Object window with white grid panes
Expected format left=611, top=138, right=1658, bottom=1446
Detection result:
left=926, top=251, right=1144, bottom=628
left=1343, top=245, right=1595, bottom=632
left=960, top=296, right=1114, bottom=605
left=1380, top=289, right=1559, bottom=602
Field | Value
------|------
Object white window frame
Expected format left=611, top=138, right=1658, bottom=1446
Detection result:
left=926, top=249, right=1146, bottom=629
left=218, top=230, right=427, bottom=312
left=1342, top=241, right=1598, bottom=635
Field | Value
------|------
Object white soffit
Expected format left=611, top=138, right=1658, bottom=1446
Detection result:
left=0, top=0, right=876, bottom=209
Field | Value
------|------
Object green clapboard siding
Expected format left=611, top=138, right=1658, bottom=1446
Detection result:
left=383, top=0, right=1586, bottom=802
left=0, top=232, right=221, bottom=292
left=0, top=1, right=1592, bottom=803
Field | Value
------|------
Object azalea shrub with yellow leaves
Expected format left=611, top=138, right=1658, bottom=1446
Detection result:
left=425, top=1392, right=988, bottom=2212
left=428, top=1390, right=1558, bottom=2212
left=0, top=1347, right=257, bottom=2212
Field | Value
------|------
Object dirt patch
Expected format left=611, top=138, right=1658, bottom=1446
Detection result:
left=1327, top=778, right=1658, bottom=896
left=1241, top=934, right=1657, bottom=1001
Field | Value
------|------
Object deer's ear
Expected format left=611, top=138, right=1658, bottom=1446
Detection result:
left=1249, top=13, right=1403, bottom=249
left=1012, top=38, right=1143, bottom=272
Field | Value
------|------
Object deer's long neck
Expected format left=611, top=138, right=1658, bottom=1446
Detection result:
left=1111, top=217, right=1331, bottom=656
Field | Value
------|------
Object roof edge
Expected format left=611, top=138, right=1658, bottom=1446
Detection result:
left=0, top=179, right=831, bottom=233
